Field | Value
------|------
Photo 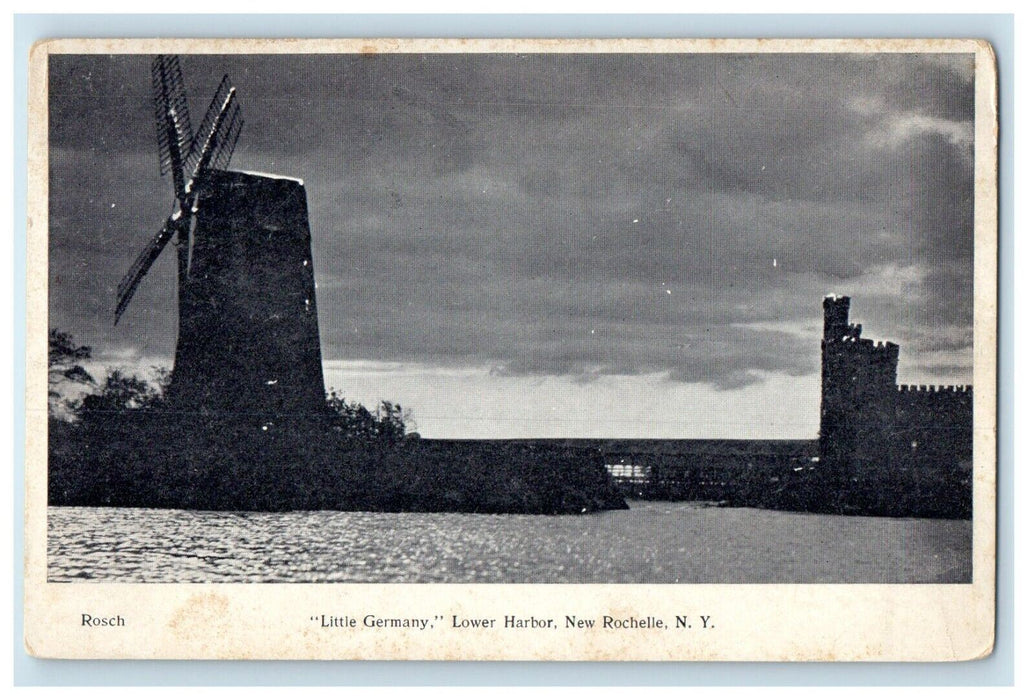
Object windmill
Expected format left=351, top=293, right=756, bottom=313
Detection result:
left=114, top=55, right=243, bottom=325
left=112, top=55, right=326, bottom=420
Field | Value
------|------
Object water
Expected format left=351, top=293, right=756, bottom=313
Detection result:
left=47, top=501, right=971, bottom=584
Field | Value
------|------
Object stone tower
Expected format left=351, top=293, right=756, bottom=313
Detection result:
left=165, top=170, right=326, bottom=423
left=819, top=295, right=899, bottom=469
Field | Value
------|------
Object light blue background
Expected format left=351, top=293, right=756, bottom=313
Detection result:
left=13, top=13, right=1014, bottom=686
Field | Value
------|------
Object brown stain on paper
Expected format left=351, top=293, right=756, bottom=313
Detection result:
left=168, top=592, right=230, bottom=633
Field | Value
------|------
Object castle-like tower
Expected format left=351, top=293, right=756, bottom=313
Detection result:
left=820, top=295, right=900, bottom=468
left=165, top=170, right=327, bottom=423
left=819, top=295, right=971, bottom=470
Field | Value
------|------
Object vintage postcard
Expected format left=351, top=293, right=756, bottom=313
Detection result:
left=24, top=38, right=997, bottom=661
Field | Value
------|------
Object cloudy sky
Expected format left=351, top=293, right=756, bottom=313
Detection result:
left=48, top=52, right=975, bottom=438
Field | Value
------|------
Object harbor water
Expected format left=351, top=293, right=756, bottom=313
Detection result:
left=48, top=500, right=971, bottom=584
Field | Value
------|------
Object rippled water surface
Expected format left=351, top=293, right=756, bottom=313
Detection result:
left=48, top=502, right=971, bottom=583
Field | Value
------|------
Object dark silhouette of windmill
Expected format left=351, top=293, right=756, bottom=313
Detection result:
left=115, top=55, right=326, bottom=423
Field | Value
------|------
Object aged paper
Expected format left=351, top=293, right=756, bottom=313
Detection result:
left=25, top=38, right=996, bottom=661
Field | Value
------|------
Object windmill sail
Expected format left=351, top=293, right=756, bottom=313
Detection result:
left=114, top=215, right=183, bottom=324
left=114, top=58, right=243, bottom=325
left=151, top=56, right=192, bottom=200
left=210, top=103, right=243, bottom=172
left=186, top=75, right=232, bottom=176
left=186, top=85, right=239, bottom=191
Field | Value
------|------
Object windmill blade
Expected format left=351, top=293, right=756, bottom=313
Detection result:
left=114, top=214, right=185, bottom=325
left=186, top=74, right=232, bottom=176
left=151, top=56, right=193, bottom=181
left=185, top=87, right=238, bottom=195
left=210, top=102, right=243, bottom=172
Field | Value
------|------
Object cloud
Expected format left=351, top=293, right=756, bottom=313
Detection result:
left=865, top=111, right=974, bottom=153
left=48, top=52, right=975, bottom=397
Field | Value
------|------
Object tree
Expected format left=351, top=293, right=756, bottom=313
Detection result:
left=374, top=400, right=408, bottom=442
left=150, top=366, right=173, bottom=398
left=326, top=391, right=410, bottom=442
left=78, top=369, right=165, bottom=418
left=48, top=328, right=95, bottom=414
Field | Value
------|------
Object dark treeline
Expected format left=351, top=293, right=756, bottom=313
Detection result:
left=49, top=414, right=628, bottom=514
left=47, top=329, right=627, bottom=515
left=47, top=329, right=968, bottom=519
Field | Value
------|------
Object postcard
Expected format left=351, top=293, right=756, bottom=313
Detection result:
left=24, top=37, right=997, bottom=660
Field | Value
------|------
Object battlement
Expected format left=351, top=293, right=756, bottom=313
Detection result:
left=823, top=295, right=852, bottom=339
left=835, top=335, right=898, bottom=354
left=897, top=384, right=972, bottom=394
left=819, top=295, right=972, bottom=470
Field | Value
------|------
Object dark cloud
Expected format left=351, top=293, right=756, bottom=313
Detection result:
left=48, top=52, right=975, bottom=390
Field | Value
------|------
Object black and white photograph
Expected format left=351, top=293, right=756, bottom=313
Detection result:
left=25, top=38, right=997, bottom=661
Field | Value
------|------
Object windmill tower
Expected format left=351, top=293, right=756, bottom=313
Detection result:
left=115, top=56, right=327, bottom=425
